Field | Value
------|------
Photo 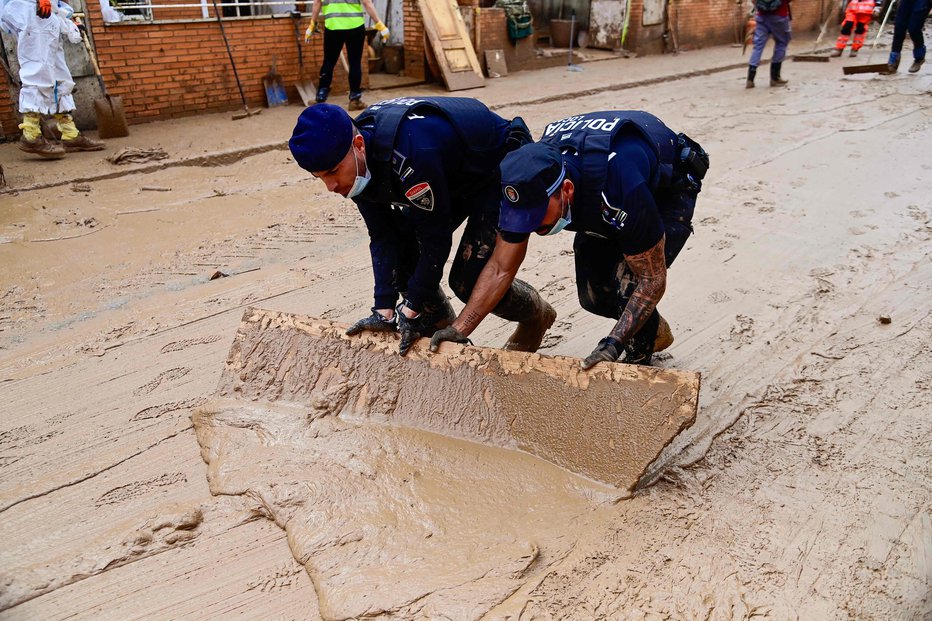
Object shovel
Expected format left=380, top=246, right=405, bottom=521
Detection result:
left=79, top=26, right=129, bottom=138
left=210, top=0, right=260, bottom=120
left=290, top=11, right=316, bottom=106
left=843, top=0, right=895, bottom=74
left=263, top=55, right=289, bottom=107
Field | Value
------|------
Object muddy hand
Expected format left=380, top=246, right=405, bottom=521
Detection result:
left=581, top=336, right=623, bottom=370
left=429, top=326, right=471, bottom=352
left=345, top=309, right=396, bottom=336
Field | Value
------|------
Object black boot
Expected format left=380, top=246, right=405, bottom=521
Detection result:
left=418, top=288, right=457, bottom=336
left=746, top=65, right=757, bottom=89
left=623, top=310, right=661, bottom=365
left=492, top=279, right=556, bottom=353
left=770, top=62, right=788, bottom=87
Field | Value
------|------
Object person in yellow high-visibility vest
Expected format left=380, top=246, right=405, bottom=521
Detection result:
left=306, top=0, right=389, bottom=110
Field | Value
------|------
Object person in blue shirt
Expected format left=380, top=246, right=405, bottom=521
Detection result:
left=289, top=98, right=555, bottom=355
left=430, top=111, right=709, bottom=370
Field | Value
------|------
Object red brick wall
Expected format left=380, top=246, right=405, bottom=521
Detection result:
left=403, top=0, right=426, bottom=80
left=1, top=77, right=15, bottom=138
left=627, top=0, right=828, bottom=53
left=1, top=10, right=365, bottom=136
left=473, top=7, right=550, bottom=73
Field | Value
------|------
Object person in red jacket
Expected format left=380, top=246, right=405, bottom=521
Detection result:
left=831, top=0, right=877, bottom=57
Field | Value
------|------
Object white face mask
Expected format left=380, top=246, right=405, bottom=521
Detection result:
left=543, top=193, right=572, bottom=236
left=347, top=142, right=371, bottom=198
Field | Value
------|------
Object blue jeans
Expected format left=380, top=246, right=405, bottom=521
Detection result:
left=749, top=14, right=793, bottom=67
left=891, top=0, right=930, bottom=60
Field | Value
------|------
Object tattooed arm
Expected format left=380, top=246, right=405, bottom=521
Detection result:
left=581, top=236, right=667, bottom=370
left=452, top=234, right=529, bottom=336
left=609, top=235, right=667, bottom=344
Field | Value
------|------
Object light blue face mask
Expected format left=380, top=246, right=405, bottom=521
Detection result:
left=543, top=193, right=572, bottom=236
left=347, top=143, right=371, bottom=198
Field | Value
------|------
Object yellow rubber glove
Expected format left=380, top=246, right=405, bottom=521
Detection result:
left=374, top=20, right=389, bottom=43
left=304, top=19, right=317, bottom=43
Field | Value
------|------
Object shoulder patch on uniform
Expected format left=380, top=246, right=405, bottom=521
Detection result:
left=503, top=185, right=520, bottom=203
left=405, top=182, right=434, bottom=211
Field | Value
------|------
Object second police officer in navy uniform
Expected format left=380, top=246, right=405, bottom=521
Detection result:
left=430, top=110, right=709, bottom=370
left=289, top=98, right=556, bottom=355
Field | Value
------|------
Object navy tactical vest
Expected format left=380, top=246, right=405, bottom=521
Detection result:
left=355, top=97, right=506, bottom=203
left=538, top=111, right=678, bottom=216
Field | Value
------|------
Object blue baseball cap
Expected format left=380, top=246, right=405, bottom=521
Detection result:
left=498, top=143, right=566, bottom=234
left=289, top=104, right=354, bottom=173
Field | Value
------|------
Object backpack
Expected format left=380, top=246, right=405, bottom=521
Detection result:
left=494, top=0, right=533, bottom=40
left=755, top=0, right=783, bottom=11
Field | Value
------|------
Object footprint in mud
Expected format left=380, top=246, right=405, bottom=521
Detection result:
left=131, top=397, right=206, bottom=422
left=726, top=315, right=755, bottom=347
left=708, top=291, right=731, bottom=304
left=96, top=472, right=187, bottom=507
left=538, top=333, right=564, bottom=350
left=160, top=335, right=222, bottom=354
left=884, top=191, right=899, bottom=198
left=132, top=367, right=192, bottom=397
left=246, top=563, right=305, bottom=594
left=712, top=239, right=734, bottom=250
left=699, top=216, right=719, bottom=225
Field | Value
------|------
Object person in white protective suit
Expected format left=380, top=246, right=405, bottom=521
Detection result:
left=0, top=0, right=104, bottom=158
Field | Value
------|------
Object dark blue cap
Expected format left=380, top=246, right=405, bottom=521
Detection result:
left=289, top=104, right=354, bottom=173
left=498, top=143, right=566, bottom=234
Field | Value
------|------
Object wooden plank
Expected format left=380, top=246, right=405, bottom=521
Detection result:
left=212, top=308, right=701, bottom=492
left=418, top=0, right=485, bottom=91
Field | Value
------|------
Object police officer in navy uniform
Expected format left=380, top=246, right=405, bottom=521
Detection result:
left=430, top=110, right=709, bottom=369
left=289, top=98, right=556, bottom=355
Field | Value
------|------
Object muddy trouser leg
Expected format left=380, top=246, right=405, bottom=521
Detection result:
left=448, top=181, right=554, bottom=349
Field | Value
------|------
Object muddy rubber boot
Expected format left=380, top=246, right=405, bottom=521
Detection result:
left=770, top=62, right=788, bottom=87
left=348, top=93, right=366, bottom=111
left=909, top=57, right=925, bottom=73
left=419, top=289, right=457, bottom=337
left=18, top=135, right=66, bottom=159
left=493, top=279, right=556, bottom=353
left=654, top=314, right=674, bottom=352
left=830, top=48, right=844, bottom=57
left=849, top=48, right=859, bottom=57
left=746, top=65, right=756, bottom=89
left=62, top=134, right=105, bottom=152
left=623, top=310, right=661, bottom=366
left=315, top=87, right=330, bottom=103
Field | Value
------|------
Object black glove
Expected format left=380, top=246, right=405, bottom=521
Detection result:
left=581, top=336, right=623, bottom=370
left=429, top=326, right=471, bottom=352
left=345, top=309, right=396, bottom=336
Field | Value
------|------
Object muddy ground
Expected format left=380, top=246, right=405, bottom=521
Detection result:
left=1, top=33, right=930, bottom=620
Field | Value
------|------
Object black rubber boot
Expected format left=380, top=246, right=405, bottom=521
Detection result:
left=746, top=65, right=757, bottom=89
left=492, top=279, right=557, bottom=353
left=770, top=62, right=788, bottom=87
left=623, top=310, right=661, bottom=365
left=418, top=288, right=457, bottom=337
